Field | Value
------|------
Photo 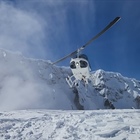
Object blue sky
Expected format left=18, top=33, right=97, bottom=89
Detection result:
left=0, top=0, right=140, bottom=80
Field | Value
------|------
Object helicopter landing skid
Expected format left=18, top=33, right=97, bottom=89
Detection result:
left=66, top=75, right=89, bottom=88
left=66, top=75, right=79, bottom=88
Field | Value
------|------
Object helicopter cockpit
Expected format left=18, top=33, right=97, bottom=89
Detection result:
left=70, top=54, right=90, bottom=69
left=70, top=60, right=88, bottom=69
left=68, top=56, right=91, bottom=87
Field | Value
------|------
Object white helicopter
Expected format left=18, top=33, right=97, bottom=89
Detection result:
left=52, top=17, right=121, bottom=88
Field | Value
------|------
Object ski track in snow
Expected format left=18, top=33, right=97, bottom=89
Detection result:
left=0, top=110, right=140, bottom=140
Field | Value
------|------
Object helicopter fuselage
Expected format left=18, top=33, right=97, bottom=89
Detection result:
left=66, top=55, right=91, bottom=87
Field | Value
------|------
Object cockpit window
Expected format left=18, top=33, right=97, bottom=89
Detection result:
left=70, top=61, right=76, bottom=69
left=80, top=60, right=88, bottom=68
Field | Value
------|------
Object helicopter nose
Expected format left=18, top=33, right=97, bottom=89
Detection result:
left=76, top=62, right=79, bottom=66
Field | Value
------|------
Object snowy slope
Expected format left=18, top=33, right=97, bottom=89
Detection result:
left=0, top=109, right=140, bottom=140
left=0, top=49, right=76, bottom=110
left=0, top=49, right=140, bottom=110
left=90, top=70, right=140, bottom=109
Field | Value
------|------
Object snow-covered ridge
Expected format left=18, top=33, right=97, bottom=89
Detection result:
left=91, top=69, right=140, bottom=109
left=0, top=49, right=140, bottom=110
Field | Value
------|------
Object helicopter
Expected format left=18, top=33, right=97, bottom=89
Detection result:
left=52, top=17, right=121, bottom=88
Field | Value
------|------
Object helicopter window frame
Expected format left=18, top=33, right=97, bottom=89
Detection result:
left=80, top=60, right=88, bottom=68
left=70, top=61, right=76, bottom=69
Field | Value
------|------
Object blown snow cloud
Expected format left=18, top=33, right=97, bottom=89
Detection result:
left=0, top=1, right=70, bottom=111
left=0, top=0, right=96, bottom=61
left=0, top=1, right=47, bottom=58
left=0, top=1, right=51, bottom=110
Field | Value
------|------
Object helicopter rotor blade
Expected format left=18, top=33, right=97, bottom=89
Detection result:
left=52, top=17, right=121, bottom=65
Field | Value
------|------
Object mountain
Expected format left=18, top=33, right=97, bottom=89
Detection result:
left=0, top=49, right=140, bottom=140
left=0, top=49, right=140, bottom=111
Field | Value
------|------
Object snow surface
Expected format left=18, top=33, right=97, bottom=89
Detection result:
left=0, top=109, right=140, bottom=140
